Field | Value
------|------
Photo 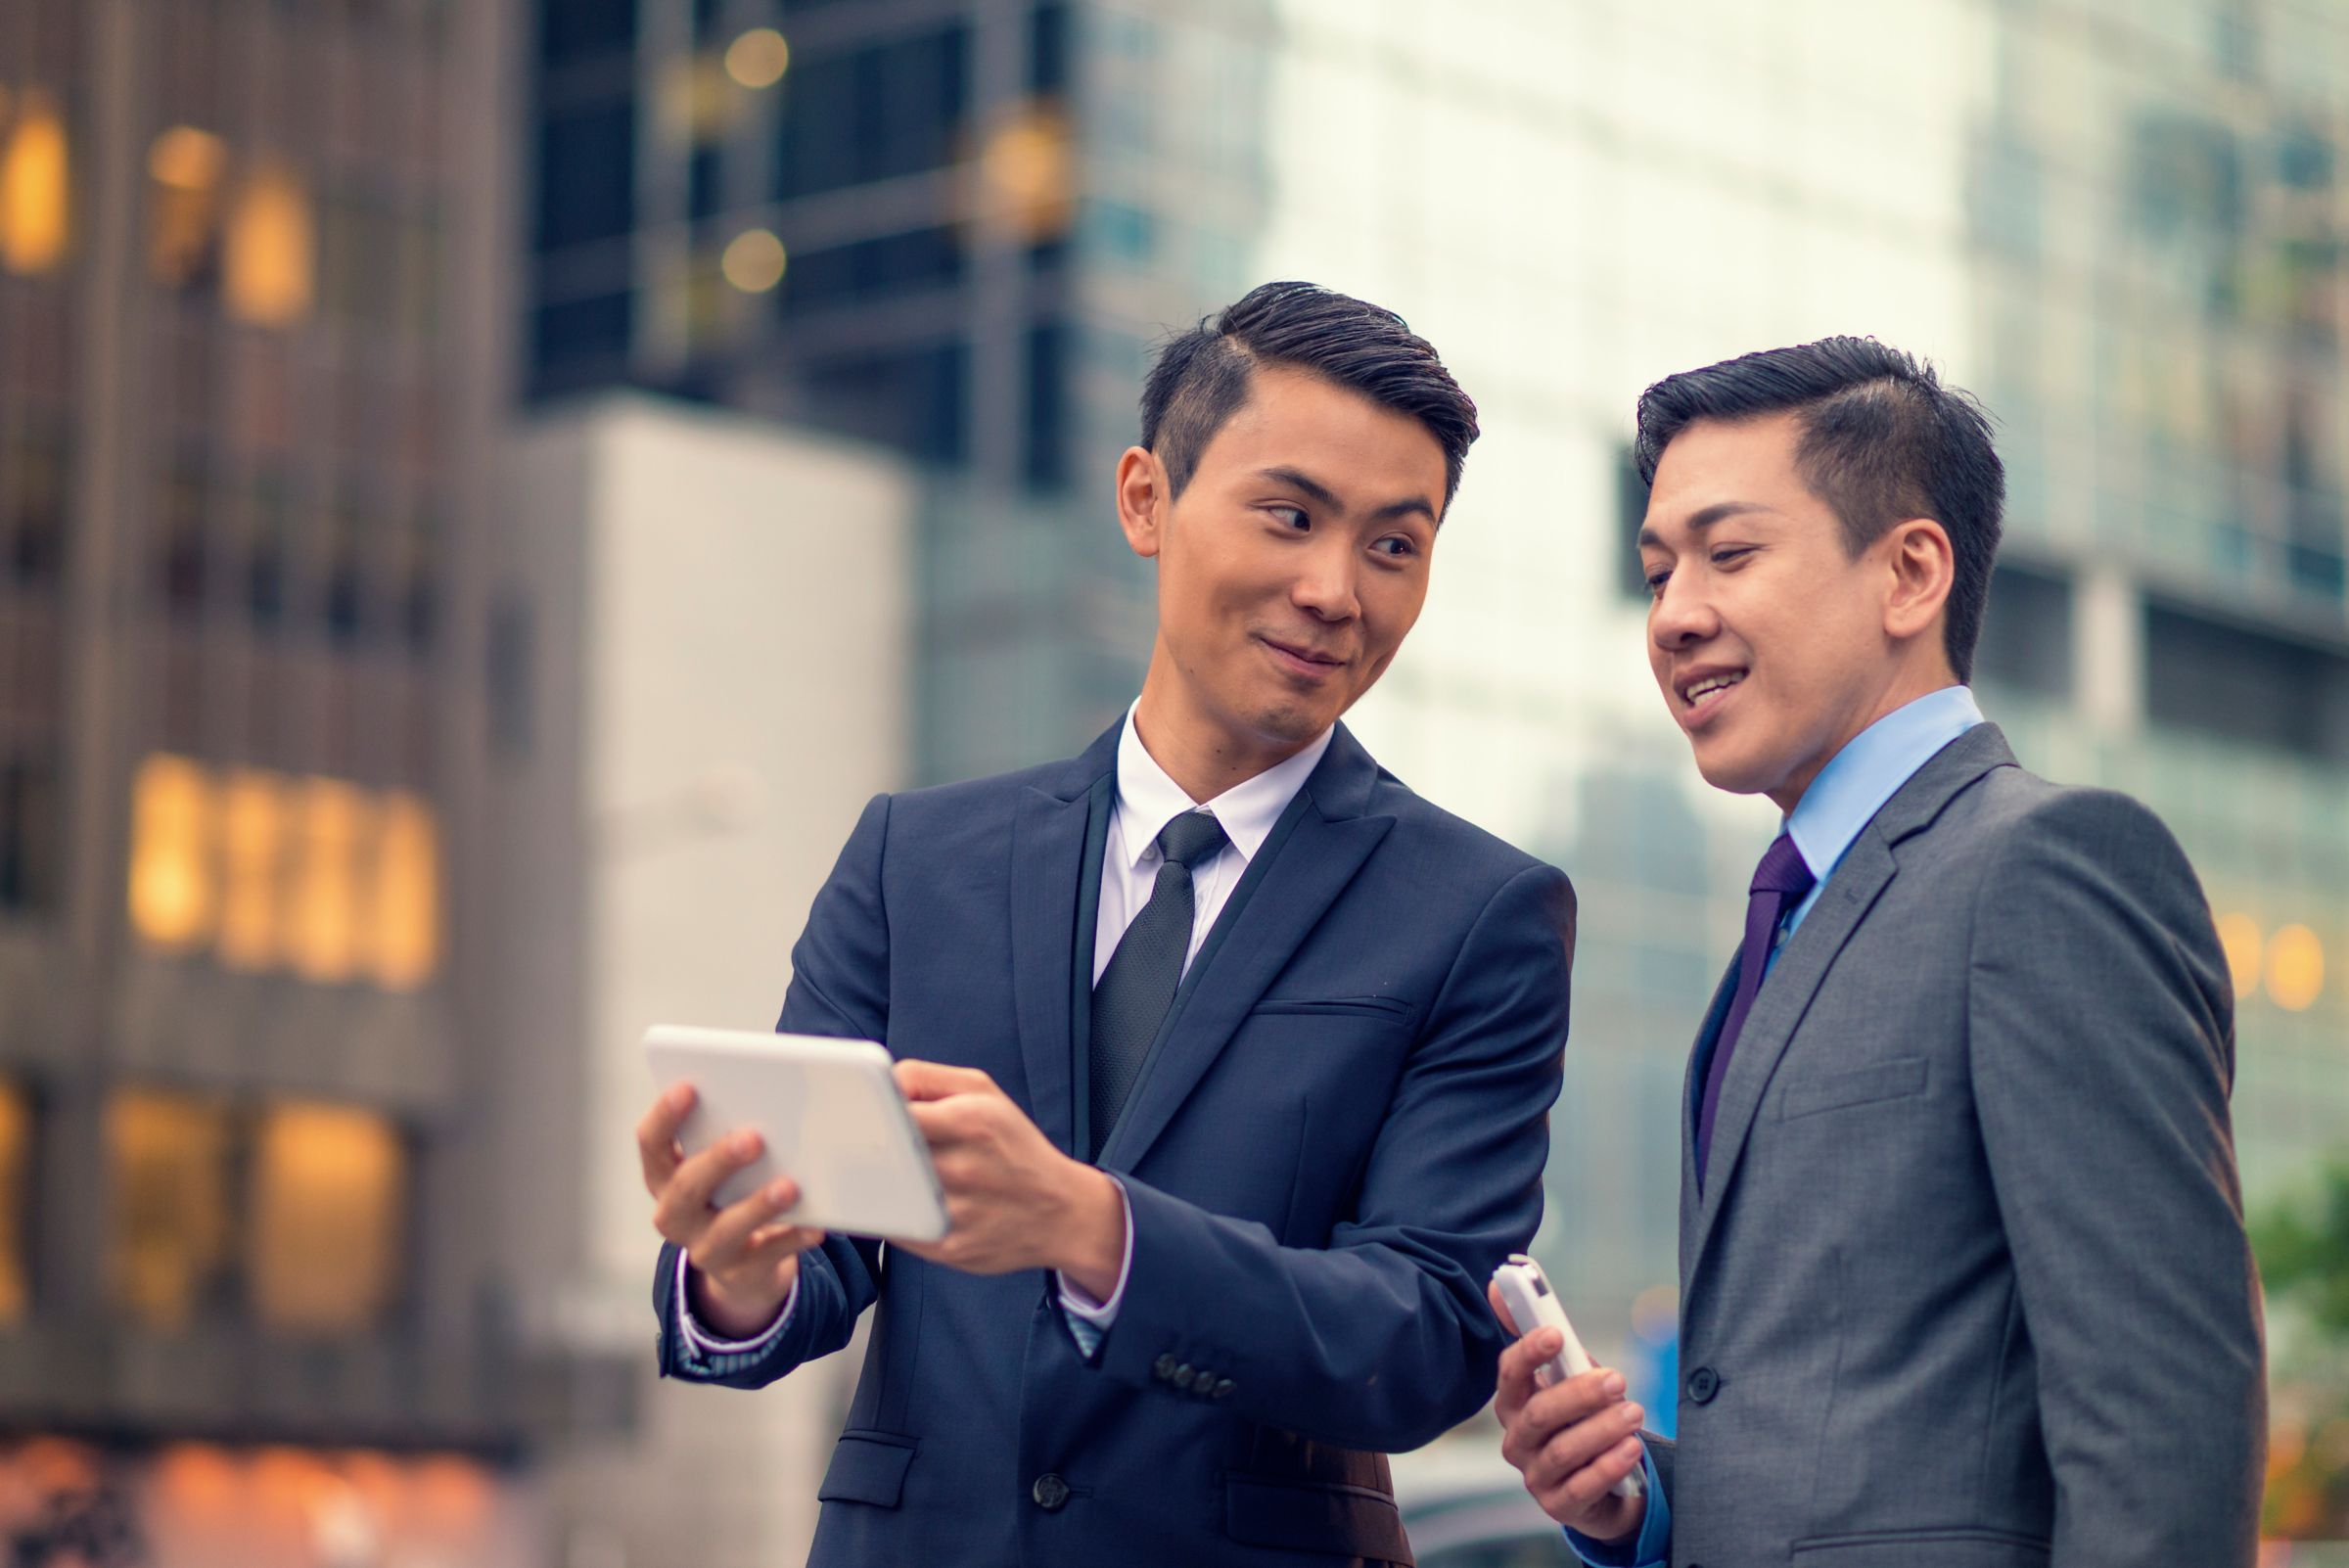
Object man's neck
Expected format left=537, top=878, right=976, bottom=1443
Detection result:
left=1131, top=683, right=1319, bottom=805
left=1767, top=662, right=1961, bottom=816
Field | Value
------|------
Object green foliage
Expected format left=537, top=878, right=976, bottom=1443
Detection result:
left=2256, top=1164, right=2349, bottom=1339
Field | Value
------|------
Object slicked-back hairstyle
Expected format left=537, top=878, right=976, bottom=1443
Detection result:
left=1140, top=281, right=1480, bottom=512
left=1633, top=337, right=2005, bottom=682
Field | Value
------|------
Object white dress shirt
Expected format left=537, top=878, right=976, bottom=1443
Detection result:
left=677, top=705, right=1333, bottom=1361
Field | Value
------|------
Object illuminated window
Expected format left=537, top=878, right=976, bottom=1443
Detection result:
left=147, top=125, right=227, bottom=286
left=216, top=769, right=287, bottom=972
left=286, top=778, right=365, bottom=983
left=2215, top=911, right=2262, bottom=1000
left=128, top=755, right=215, bottom=951
left=247, top=1103, right=404, bottom=1332
left=0, top=89, right=70, bottom=275
left=0, top=1081, right=29, bottom=1324
left=107, top=1090, right=236, bottom=1330
left=2268, top=924, right=2326, bottom=1013
left=976, top=103, right=1072, bottom=243
left=224, top=162, right=314, bottom=327
left=724, top=28, right=791, bottom=89
left=720, top=229, right=787, bottom=294
left=367, top=794, right=438, bottom=992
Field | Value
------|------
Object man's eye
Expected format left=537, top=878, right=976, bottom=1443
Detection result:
left=1372, top=536, right=1416, bottom=559
left=1644, top=569, right=1671, bottom=596
left=1269, top=506, right=1310, bottom=530
left=1710, top=547, right=1753, bottom=568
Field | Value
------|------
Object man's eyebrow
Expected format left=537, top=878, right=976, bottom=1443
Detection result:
left=1635, top=499, right=1777, bottom=548
left=1256, top=466, right=1438, bottom=524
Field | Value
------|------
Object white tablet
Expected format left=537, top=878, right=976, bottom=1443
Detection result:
left=642, top=1025, right=949, bottom=1243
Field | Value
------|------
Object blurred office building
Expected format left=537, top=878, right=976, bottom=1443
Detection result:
left=519, top=0, right=2346, bottom=1554
left=0, top=0, right=630, bottom=1562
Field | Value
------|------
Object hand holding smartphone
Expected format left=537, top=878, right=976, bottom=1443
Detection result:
left=1490, top=1253, right=1643, bottom=1501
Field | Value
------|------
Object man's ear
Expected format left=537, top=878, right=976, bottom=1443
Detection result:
left=1116, top=446, right=1168, bottom=560
left=1882, top=517, right=1956, bottom=646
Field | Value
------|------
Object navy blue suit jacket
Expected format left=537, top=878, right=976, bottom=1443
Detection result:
left=654, top=720, right=1574, bottom=1567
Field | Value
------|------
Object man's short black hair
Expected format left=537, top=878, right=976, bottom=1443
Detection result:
left=1140, top=281, right=1480, bottom=511
left=1633, top=337, right=2005, bottom=682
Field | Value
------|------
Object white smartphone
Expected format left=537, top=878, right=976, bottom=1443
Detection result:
left=1491, top=1253, right=1642, bottom=1500
left=643, top=1026, right=949, bottom=1242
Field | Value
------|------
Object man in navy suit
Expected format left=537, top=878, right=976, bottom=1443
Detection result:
left=635, top=282, right=1576, bottom=1568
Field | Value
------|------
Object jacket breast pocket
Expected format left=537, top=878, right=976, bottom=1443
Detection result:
left=1251, top=996, right=1415, bottom=1023
left=1791, top=1527, right=2050, bottom=1565
left=1777, top=1056, right=1929, bottom=1121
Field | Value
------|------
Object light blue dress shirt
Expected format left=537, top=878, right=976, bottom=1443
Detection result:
left=1565, top=685, right=1984, bottom=1568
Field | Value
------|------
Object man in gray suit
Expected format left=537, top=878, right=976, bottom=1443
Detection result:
left=1494, top=338, right=2267, bottom=1567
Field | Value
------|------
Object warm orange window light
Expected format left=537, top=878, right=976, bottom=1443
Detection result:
left=287, top=777, right=365, bottom=983
left=248, top=1103, right=404, bottom=1332
left=0, top=1082, right=29, bottom=1325
left=2214, top=911, right=2262, bottom=1000
left=129, top=754, right=216, bottom=951
left=217, top=768, right=288, bottom=972
left=147, top=125, right=228, bottom=286
left=2268, top=924, right=2326, bottom=1013
left=224, top=162, right=314, bottom=326
left=368, top=793, right=439, bottom=991
left=0, top=89, right=70, bottom=275
left=106, top=1090, right=237, bottom=1330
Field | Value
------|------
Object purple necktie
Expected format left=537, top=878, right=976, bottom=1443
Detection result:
left=1695, top=832, right=1817, bottom=1187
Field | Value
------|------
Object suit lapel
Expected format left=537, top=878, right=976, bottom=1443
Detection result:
left=1097, top=725, right=1391, bottom=1173
left=1681, top=721, right=2021, bottom=1288
left=1679, top=960, right=1738, bottom=1284
left=1008, top=727, right=1121, bottom=1156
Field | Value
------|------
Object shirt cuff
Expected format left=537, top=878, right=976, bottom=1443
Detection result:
left=674, top=1248, right=798, bottom=1356
left=1054, top=1176, right=1133, bottom=1352
left=1563, top=1445, right=1669, bottom=1567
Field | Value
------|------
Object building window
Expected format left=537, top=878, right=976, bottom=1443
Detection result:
left=222, top=162, right=315, bottom=328
left=215, top=768, right=285, bottom=973
left=0, top=760, right=63, bottom=916
left=0, top=1079, right=29, bottom=1325
left=286, top=777, right=364, bottom=984
left=0, top=88, right=71, bottom=276
left=247, top=1102, right=405, bottom=1333
left=5, top=425, right=70, bottom=592
left=147, top=124, right=228, bottom=290
left=368, top=792, right=438, bottom=992
left=1974, top=563, right=2074, bottom=699
left=534, top=103, right=635, bottom=251
left=106, top=1090, right=237, bottom=1332
left=1615, top=443, right=1651, bottom=600
left=128, top=754, right=215, bottom=952
left=2143, top=600, right=2349, bottom=762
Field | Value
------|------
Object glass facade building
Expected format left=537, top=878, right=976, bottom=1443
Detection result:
left=527, top=0, right=2345, bottom=1502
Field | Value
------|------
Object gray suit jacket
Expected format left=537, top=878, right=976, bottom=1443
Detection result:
left=1646, top=723, right=2265, bottom=1568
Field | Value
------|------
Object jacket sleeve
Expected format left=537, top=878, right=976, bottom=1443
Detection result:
left=654, top=792, right=895, bottom=1389
left=1086, top=861, right=1574, bottom=1451
left=1966, top=791, right=2265, bottom=1566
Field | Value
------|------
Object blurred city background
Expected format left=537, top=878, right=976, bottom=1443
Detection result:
left=0, top=0, right=2343, bottom=1563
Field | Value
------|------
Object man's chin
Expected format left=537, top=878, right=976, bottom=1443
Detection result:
left=1689, top=741, right=1781, bottom=799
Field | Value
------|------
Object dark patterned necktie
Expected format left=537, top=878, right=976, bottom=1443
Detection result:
left=1695, top=831, right=1817, bottom=1187
left=1089, top=810, right=1229, bottom=1159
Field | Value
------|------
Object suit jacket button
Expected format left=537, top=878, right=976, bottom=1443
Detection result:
left=1686, top=1365, right=1720, bottom=1404
left=1153, top=1354, right=1176, bottom=1381
left=1173, top=1363, right=1195, bottom=1389
left=1190, top=1367, right=1214, bottom=1392
left=1032, top=1474, right=1071, bottom=1511
left=1211, top=1379, right=1234, bottom=1401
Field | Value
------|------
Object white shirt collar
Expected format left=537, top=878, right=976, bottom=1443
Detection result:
left=1112, top=704, right=1333, bottom=870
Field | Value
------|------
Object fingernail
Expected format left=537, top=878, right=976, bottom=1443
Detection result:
left=730, top=1130, right=760, bottom=1157
left=1539, top=1330, right=1562, bottom=1354
left=1623, top=1403, right=1644, bottom=1426
left=765, top=1178, right=794, bottom=1206
left=1603, top=1371, right=1626, bottom=1397
left=668, top=1084, right=693, bottom=1108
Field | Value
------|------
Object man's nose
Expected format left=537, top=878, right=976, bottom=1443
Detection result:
left=1649, top=574, right=1717, bottom=649
left=1291, top=539, right=1360, bottom=623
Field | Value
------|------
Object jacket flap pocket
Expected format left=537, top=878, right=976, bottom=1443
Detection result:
left=1252, top=996, right=1414, bottom=1020
left=1225, top=1475, right=1410, bottom=1560
left=817, top=1433, right=916, bottom=1508
left=1793, top=1527, right=2050, bottom=1565
left=1779, top=1056, right=1929, bottom=1121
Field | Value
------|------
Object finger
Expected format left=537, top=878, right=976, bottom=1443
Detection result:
left=636, top=1084, right=697, bottom=1196
left=653, top=1130, right=765, bottom=1240
left=1488, top=1279, right=1522, bottom=1338
left=744, top=1222, right=827, bottom=1256
left=1522, top=1366, right=1627, bottom=1434
left=689, top=1177, right=804, bottom=1273
left=1494, top=1325, right=1564, bottom=1420
left=894, top=1059, right=997, bottom=1102
left=1539, top=1434, right=1646, bottom=1522
left=905, top=1099, right=975, bottom=1149
left=1529, top=1403, right=1646, bottom=1498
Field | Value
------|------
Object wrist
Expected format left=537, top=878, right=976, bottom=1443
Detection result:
left=1051, top=1164, right=1127, bottom=1299
left=688, top=1259, right=793, bottom=1340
